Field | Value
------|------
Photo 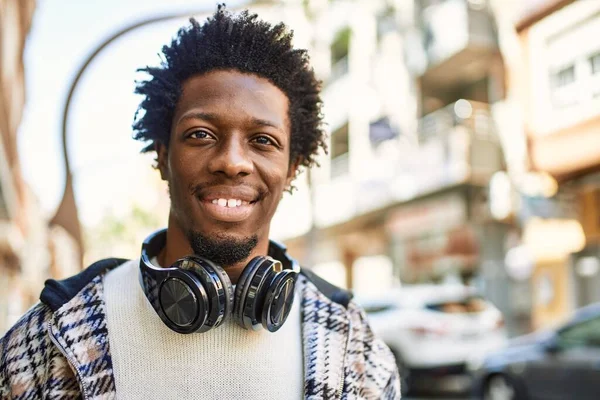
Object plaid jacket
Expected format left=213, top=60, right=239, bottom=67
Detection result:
left=0, top=258, right=400, bottom=399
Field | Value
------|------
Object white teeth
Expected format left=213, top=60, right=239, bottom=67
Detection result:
left=212, top=198, right=245, bottom=208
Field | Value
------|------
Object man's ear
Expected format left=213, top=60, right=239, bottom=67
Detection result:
left=155, top=142, right=169, bottom=181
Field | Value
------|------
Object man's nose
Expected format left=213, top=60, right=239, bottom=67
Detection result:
left=207, top=136, right=253, bottom=178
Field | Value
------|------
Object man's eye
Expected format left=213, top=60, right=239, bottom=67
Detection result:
left=188, top=130, right=211, bottom=139
left=253, top=135, right=275, bottom=146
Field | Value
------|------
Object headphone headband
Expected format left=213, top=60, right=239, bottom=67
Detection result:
left=139, top=228, right=300, bottom=334
left=140, top=229, right=299, bottom=274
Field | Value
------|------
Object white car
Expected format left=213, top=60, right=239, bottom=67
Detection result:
left=356, top=284, right=507, bottom=396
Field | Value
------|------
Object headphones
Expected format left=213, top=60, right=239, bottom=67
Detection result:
left=139, top=229, right=300, bottom=334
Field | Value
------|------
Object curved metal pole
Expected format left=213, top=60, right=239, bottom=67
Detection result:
left=50, top=9, right=215, bottom=265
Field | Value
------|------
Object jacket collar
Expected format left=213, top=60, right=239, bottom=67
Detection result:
left=44, top=260, right=351, bottom=399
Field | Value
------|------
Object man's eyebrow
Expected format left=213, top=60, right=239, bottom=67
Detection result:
left=177, top=113, right=283, bottom=131
left=251, top=117, right=284, bottom=132
left=179, top=111, right=283, bottom=130
left=177, top=111, right=219, bottom=124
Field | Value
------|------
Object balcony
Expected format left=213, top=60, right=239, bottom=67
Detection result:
left=417, top=0, right=499, bottom=93
left=417, top=99, right=503, bottom=185
left=312, top=100, right=504, bottom=228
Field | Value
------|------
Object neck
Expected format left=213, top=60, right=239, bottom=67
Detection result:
left=159, top=215, right=271, bottom=285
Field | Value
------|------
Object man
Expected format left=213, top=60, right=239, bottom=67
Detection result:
left=0, top=6, right=400, bottom=399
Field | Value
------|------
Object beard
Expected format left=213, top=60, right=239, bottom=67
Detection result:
left=186, top=230, right=258, bottom=268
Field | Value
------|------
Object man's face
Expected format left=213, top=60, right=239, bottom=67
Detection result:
left=157, top=70, right=295, bottom=265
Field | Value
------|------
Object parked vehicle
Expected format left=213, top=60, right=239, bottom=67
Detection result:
left=356, top=284, right=507, bottom=396
left=473, top=302, right=600, bottom=400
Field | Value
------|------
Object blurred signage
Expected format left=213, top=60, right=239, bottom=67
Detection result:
left=369, top=117, right=398, bottom=146
left=399, top=225, right=479, bottom=281
left=386, top=192, right=466, bottom=238
left=518, top=188, right=578, bottom=222
left=523, top=217, right=586, bottom=261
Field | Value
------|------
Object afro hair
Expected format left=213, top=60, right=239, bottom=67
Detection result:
left=132, top=5, right=326, bottom=171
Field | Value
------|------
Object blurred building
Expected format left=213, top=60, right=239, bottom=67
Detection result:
left=275, top=0, right=509, bottom=309
left=273, top=0, right=600, bottom=336
left=0, top=0, right=79, bottom=334
left=503, top=0, right=600, bottom=331
left=0, top=0, right=39, bottom=332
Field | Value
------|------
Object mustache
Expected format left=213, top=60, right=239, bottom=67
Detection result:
left=189, top=181, right=268, bottom=201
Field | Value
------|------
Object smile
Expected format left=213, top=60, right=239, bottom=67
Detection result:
left=200, top=198, right=256, bottom=222
left=211, top=198, right=249, bottom=208
left=195, top=185, right=262, bottom=223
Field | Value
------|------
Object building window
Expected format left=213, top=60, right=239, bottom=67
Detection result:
left=329, top=27, right=351, bottom=81
left=590, top=52, right=600, bottom=75
left=550, top=64, right=577, bottom=109
left=551, top=64, right=575, bottom=88
left=330, top=122, right=349, bottom=178
left=376, top=5, right=396, bottom=45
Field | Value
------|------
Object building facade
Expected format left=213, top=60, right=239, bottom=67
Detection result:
left=275, top=0, right=512, bottom=326
left=274, top=0, right=600, bottom=336
left=510, top=0, right=600, bottom=331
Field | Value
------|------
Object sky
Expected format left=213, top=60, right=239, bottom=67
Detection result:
left=18, top=0, right=246, bottom=227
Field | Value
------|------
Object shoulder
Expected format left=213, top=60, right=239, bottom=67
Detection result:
left=2, top=258, right=127, bottom=376
left=1, top=258, right=129, bottom=397
left=299, top=268, right=353, bottom=308
left=346, top=299, right=401, bottom=398
left=298, top=271, right=400, bottom=398
left=41, top=257, right=128, bottom=312
left=1, top=302, right=52, bottom=348
left=344, top=299, right=401, bottom=398
left=1, top=302, right=54, bottom=394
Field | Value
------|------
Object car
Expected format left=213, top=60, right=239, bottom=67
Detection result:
left=472, top=302, right=600, bottom=400
left=356, top=284, right=507, bottom=396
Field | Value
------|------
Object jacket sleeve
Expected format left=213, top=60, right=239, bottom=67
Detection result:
left=381, top=368, right=401, bottom=399
left=348, top=302, right=402, bottom=399
left=0, top=303, right=60, bottom=399
left=0, top=335, right=8, bottom=399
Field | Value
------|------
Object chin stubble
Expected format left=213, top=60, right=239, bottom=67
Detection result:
left=186, top=231, right=258, bottom=268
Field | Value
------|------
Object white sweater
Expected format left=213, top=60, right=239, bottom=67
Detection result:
left=103, top=259, right=304, bottom=399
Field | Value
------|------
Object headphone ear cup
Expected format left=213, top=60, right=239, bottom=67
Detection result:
left=233, top=256, right=273, bottom=330
left=261, top=270, right=297, bottom=332
left=156, top=269, right=209, bottom=333
left=177, top=257, right=234, bottom=332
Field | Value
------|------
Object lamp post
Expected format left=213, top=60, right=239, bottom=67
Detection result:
left=50, top=9, right=216, bottom=267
